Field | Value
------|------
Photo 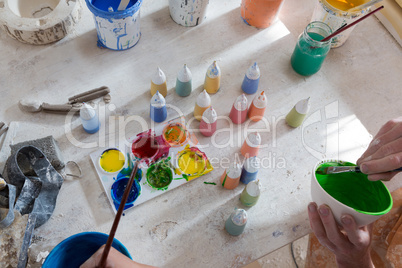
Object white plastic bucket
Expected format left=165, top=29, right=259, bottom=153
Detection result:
left=85, top=0, right=142, bottom=50
left=169, top=0, right=209, bottom=27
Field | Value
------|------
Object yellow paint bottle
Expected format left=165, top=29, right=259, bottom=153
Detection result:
left=193, top=89, right=211, bottom=121
left=150, top=67, right=168, bottom=97
left=204, top=61, right=221, bottom=94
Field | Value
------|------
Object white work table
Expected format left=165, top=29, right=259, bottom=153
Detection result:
left=1, top=0, right=402, bottom=267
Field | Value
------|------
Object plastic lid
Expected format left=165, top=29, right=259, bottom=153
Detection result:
left=246, top=62, right=260, bottom=80
left=234, top=94, right=248, bottom=111
left=178, top=64, right=192, bottom=82
left=151, top=91, right=166, bottom=108
left=202, top=106, right=217, bottom=124
left=253, top=91, right=267, bottom=109
left=206, top=61, right=220, bottom=78
left=152, top=67, right=166, bottom=85
left=295, top=97, right=310, bottom=114
left=246, top=132, right=261, bottom=147
left=196, top=89, right=211, bottom=107
left=80, top=103, right=96, bottom=120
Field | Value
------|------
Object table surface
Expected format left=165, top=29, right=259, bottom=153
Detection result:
left=1, top=0, right=402, bottom=267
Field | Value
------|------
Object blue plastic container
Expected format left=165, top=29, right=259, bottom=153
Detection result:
left=42, top=232, right=132, bottom=267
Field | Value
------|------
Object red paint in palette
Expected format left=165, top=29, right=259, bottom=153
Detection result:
left=131, top=131, right=159, bottom=160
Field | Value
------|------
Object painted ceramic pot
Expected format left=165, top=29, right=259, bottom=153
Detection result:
left=162, top=122, right=188, bottom=147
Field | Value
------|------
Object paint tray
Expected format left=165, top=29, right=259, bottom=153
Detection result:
left=90, top=117, right=213, bottom=214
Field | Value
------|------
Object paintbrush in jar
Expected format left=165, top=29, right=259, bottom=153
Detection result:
left=99, top=160, right=139, bottom=268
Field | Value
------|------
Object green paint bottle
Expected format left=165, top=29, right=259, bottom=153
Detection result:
left=225, top=208, right=247, bottom=236
left=240, top=180, right=261, bottom=207
left=286, top=97, right=310, bottom=128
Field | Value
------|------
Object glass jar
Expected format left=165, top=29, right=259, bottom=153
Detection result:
left=291, top=21, right=332, bottom=76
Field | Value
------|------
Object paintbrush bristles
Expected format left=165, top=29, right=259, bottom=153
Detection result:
left=98, top=161, right=139, bottom=268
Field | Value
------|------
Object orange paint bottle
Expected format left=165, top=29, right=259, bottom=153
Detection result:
left=241, top=0, right=285, bottom=29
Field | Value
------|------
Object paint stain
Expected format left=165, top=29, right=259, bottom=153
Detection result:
left=272, top=230, right=283, bottom=237
left=146, top=159, right=173, bottom=190
left=204, top=182, right=216, bottom=185
left=163, top=123, right=187, bottom=147
left=99, top=149, right=125, bottom=173
left=222, top=173, right=228, bottom=187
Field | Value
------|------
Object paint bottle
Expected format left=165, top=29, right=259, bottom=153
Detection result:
left=194, top=90, right=211, bottom=121
left=150, top=67, right=167, bottom=97
left=241, top=62, right=260, bottom=94
left=80, top=103, right=100, bottom=134
left=229, top=94, right=248, bottom=124
left=204, top=61, right=221, bottom=94
left=240, top=156, right=260, bottom=184
left=175, top=64, right=192, bottom=97
left=240, top=180, right=261, bottom=207
left=225, top=208, right=247, bottom=236
left=150, top=91, right=167, bottom=123
left=248, top=91, right=267, bottom=122
left=241, top=132, right=261, bottom=158
left=169, top=0, right=209, bottom=27
left=286, top=97, right=311, bottom=128
left=221, top=162, right=242, bottom=190
left=199, top=106, right=217, bottom=137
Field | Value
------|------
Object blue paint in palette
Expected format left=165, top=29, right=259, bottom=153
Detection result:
left=111, top=169, right=142, bottom=211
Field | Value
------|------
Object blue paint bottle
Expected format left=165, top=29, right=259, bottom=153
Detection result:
left=175, top=64, right=192, bottom=97
left=150, top=91, right=167, bottom=122
left=240, top=156, right=260, bottom=184
left=80, top=103, right=100, bottom=134
left=225, top=208, right=247, bottom=236
left=241, top=62, right=260, bottom=94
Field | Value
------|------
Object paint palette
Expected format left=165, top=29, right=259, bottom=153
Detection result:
left=90, top=117, right=213, bottom=214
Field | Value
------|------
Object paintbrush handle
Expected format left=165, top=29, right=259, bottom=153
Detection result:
left=357, top=166, right=402, bottom=173
left=99, top=162, right=139, bottom=268
left=321, top=6, right=384, bottom=42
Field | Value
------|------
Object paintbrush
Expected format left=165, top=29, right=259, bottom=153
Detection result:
left=316, top=165, right=402, bottom=175
left=99, top=160, right=139, bottom=268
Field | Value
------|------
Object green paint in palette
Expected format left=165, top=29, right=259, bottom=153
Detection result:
left=315, top=161, right=392, bottom=214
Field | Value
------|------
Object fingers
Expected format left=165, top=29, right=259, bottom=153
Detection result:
left=360, top=152, right=402, bottom=174
left=366, top=171, right=400, bottom=181
left=308, top=203, right=341, bottom=252
left=340, top=215, right=371, bottom=249
left=357, top=119, right=402, bottom=165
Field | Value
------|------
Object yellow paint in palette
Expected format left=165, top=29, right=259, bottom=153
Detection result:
left=99, top=149, right=125, bottom=173
left=325, top=0, right=369, bottom=11
left=177, top=145, right=213, bottom=181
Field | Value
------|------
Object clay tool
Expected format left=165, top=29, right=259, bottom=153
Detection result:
left=229, top=94, right=248, bottom=124
left=248, top=91, right=267, bottom=122
left=285, top=97, right=310, bottom=128
left=150, top=67, right=168, bottom=97
left=175, top=64, right=192, bottom=97
left=99, top=161, right=139, bottom=268
left=241, top=62, right=260, bottom=94
left=68, top=86, right=110, bottom=104
left=80, top=103, right=100, bottom=134
left=321, top=6, right=384, bottom=42
left=316, top=165, right=402, bottom=175
left=150, top=91, right=168, bottom=123
left=241, top=132, right=261, bottom=158
left=204, top=61, right=221, bottom=94
left=199, top=106, right=217, bottom=137
left=194, top=90, right=211, bottom=121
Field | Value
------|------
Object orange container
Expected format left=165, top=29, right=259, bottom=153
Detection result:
left=241, top=0, right=285, bottom=29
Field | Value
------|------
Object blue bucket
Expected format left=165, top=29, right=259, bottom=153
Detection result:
left=42, top=232, right=132, bottom=267
left=85, top=0, right=142, bottom=50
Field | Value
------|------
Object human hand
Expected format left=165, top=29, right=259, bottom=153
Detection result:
left=80, top=245, right=156, bottom=268
left=308, top=202, right=374, bottom=268
left=357, top=117, right=402, bottom=181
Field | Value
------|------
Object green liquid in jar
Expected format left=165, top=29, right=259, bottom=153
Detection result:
left=291, top=32, right=330, bottom=76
